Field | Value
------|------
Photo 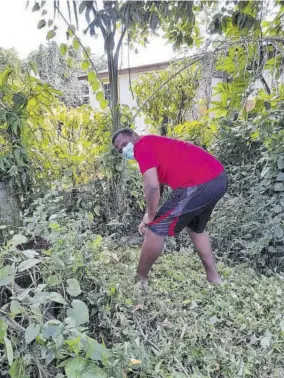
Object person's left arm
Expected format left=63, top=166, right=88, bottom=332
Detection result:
left=143, top=167, right=160, bottom=222
left=138, top=167, right=160, bottom=235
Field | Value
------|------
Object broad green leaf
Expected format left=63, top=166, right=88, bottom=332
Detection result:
left=67, top=300, right=89, bottom=325
left=85, top=337, right=111, bottom=361
left=60, top=43, right=68, bottom=56
left=274, top=183, right=284, bottom=192
left=21, top=250, right=39, bottom=258
left=18, top=259, right=40, bottom=272
left=49, top=222, right=60, bottom=230
left=260, top=336, right=271, bottom=348
left=100, top=99, right=109, bottom=110
left=11, top=234, right=27, bottom=245
left=4, top=337, right=13, bottom=365
left=10, top=300, right=22, bottom=315
left=87, top=71, right=97, bottom=84
left=73, top=38, right=80, bottom=51
left=33, top=291, right=67, bottom=305
left=65, top=358, right=106, bottom=378
left=46, top=30, right=56, bottom=40
left=37, top=19, right=46, bottom=29
left=25, top=323, right=40, bottom=344
left=92, top=80, right=100, bottom=92
left=47, top=274, right=61, bottom=287
left=0, top=266, right=14, bottom=286
left=0, top=225, right=7, bottom=229
left=9, top=359, right=28, bottom=378
left=42, top=320, right=63, bottom=339
left=91, top=235, right=102, bottom=248
left=66, top=278, right=82, bottom=297
left=96, top=91, right=104, bottom=102
left=81, top=60, right=90, bottom=70
left=276, top=173, right=284, bottom=181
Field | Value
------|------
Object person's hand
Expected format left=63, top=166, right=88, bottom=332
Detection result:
left=138, top=220, right=147, bottom=235
left=138, top=213, right=154, bottom=235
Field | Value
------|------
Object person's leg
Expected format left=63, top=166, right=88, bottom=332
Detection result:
left=136, top=228, right=165, bottom=280
left=186, top=228, right=221, bottom=284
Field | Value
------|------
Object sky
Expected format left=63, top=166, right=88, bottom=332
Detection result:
left=0, top=1, right=178, bottom=68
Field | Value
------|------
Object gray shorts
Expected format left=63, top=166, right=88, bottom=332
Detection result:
left=148, top=171, right=228, bottom=237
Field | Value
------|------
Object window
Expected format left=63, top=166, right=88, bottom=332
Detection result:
left=80, top=84, right=90, bottom=105
left=103, top=83, right=111, bottom=104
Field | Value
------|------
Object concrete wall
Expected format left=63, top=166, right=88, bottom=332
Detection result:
left=88, top=72, right=147, bottom=134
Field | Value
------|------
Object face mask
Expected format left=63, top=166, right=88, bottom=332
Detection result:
left=122, top=142, right=135, bottom=160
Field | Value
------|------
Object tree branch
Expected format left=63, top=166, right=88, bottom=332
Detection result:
left=133, top=37, right=284, bottom=120
left=54, top=4, right=103, bottom=88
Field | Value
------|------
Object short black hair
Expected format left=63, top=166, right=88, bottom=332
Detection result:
left=112, top=127, right=134, bottom=145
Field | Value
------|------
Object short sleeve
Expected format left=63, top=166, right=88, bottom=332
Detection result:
left=134, top=138, right=157, bottom=174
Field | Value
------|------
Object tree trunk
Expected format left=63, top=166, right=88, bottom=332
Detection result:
left=0, top=182, right=21, bottom=241
left=107, top=49, right=120, bottom=133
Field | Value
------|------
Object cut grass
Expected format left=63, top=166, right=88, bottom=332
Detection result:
left=88, top=246, right=284, bottom=377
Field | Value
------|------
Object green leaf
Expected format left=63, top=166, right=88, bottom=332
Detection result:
left=274, top=183, right=284, bottom=192
left=276, top=173, right=284, bottom=181
left=88, top=71, right=97, bottom=84
left=10, top=300, right=22, bottom=315
left=49, top=222, right=60, bottom=230
left=0, top=266, right=14, bottom=286
left=96, top=91, right=104, bottom=102
left=85, top=337, right=111, bottom=361
left=11, top=234, right=27, bottom=245
left=9, top=359, right=25, bottom=378
left=73, top=38, right=80, bottom=50
left=91, top=235, right=102, bottom=248
left=60, top=43, right=68, bottom=56
left=81, top=60, right=90, bottom=70
left=67, top=300, right=89, bottom=325
left=260, top=336, right=271, bottom=348
left=21, top=250, right=39, bottom=258
left=91, top=80, right=100, bottom=92
left=4, top=337, right=13, bottom=366
left=18, top=259, right=40, bottom=272
left=25, top=323, right=40, bottom=344
left=0, top=319, right=8, bottom=342
left=65, top=358, right=107, bottom=378
left=42, top=320, right=63, bottom=339
left=100, top=99, right=109, bottom=110
left=66, top=278, right=82, bottom=297
left=32, top=2, right=40, bottom=12
left=33, top=292, right=67, bottom=305
left=46, top=30, right=56, bottom=40
left=37, top=19, right=46, bottom=29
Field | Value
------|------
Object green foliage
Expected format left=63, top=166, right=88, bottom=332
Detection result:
left=1, top=201, right=284, bottom=376
left=134, top=62, right=200, bottom=134
left=0, top=66, right=60, bottom=192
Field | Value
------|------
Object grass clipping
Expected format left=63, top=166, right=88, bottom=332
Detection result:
left=96, top=246, right=284, bottom=377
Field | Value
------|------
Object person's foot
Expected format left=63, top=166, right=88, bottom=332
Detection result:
left=207, top=273, right=221, bottom=285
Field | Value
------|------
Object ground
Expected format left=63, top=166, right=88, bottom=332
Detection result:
left=89, top=245, right=284, bottom=377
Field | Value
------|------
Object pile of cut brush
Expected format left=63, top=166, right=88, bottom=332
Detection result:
left=1, top=196, right=284, bottom=377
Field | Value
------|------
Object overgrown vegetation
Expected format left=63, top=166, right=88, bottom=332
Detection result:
left=1, top=0, right=284, bottom=377
left=1, top=197, right=284, bottom=377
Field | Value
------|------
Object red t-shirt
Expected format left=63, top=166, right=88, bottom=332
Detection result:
left=134, top=135, right=224, bottom=189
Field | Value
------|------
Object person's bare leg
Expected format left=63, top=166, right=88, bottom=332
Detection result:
left=186, top=228, right=221, bottom=284
left=136, top=228, right=165, bottom=281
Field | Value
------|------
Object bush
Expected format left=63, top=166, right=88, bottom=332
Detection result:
left=1, top=201, right=284, bottom=377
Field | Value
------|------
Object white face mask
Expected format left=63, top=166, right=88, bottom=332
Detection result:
left=122, top=142, right=135, bottom=160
